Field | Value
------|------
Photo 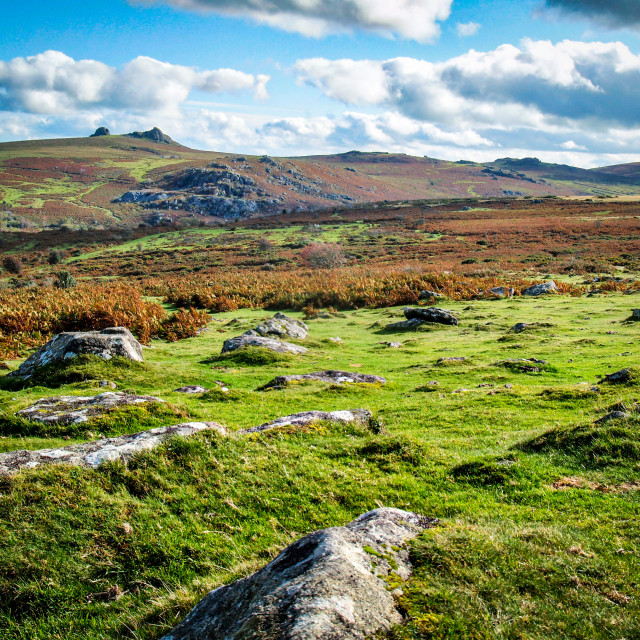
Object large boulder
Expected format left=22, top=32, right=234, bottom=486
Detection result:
left=16, top=392, right=163, bottom=425
left=626, top=309, right=640, bottom=322
left=521, top=281, right=558, bottom=296
left=89, top=127, right=110, bottom=137
left=259, top=370, right=386, bottom=390
left=9, top=327, right=143, bottom=378
left=221, top=331, right=307, bottom=355
left=255, top=313, right=308, bottom=340
left=0, top=422, right=225, bottom=475
left=160, top=508, right=437, bottom=640
left=403, top=306, right=459, bottom=326
left=239, top=409, right=372, bottom=434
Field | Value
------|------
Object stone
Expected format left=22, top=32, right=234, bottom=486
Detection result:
left=602, top=368, right=634, bottom=384
left=379, top=341, right=402, bottom=348
left=595, top=411, right=631, bottom=424
left=384, top=319, right=424, bottom=331
left=329, top=337, right=342, bottom=343
left=239, top=409, right=372, bottom=434
left=255, top=313, right=308, bottom=340
left=521, top=280, right=558, bottom=296
left=15, top=392, right=163, bottom=425
left=99, top=380, right=117, bottom=389
left=436, top=357, right=466, bottom=364
left=418, top=290, right=444, bottom=300
left=90, top=127, right=110, bottom=137
left=0, top=422, right=225, bottom=475
left=489, top=286, right=514, bottom=298
left=626, top=309, right=640, bottom=322
left=174, top=386, right=209, bottom=394
left=509, top=322, right=531, bottom=333
left=259, top=371, right=386, bottom=390
left=221, top=331, right=308, bottom=355
left=160, top=508, right=437, bottom=640
left=9, top=327, right=144, bottom=378
left=403, top=306, right=458, bottom=326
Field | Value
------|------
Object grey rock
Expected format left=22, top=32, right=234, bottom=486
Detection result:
left=259, top=371, right=386, bottom=390
left=510, top=322, right=531, bottom=333
left=221, top=331, right=308, bottom=355
left=174, top=386, right=209, bottom=394
left=418, top=290, right=444, bottom=300
left=0, top=422, right=225, bottom=476
left=255, top=313, right=308, bottom=340
left=602, top=368, right=634, bottom=384
left=521, top=281, right=558, bottom=296
left=16, top=392, right=163, bottom=425
left=626, top=309, right=640, bottom=322
left=115, top=190, right=169, bottom=204
left=595, top=411, right=631, bottom=424
left=436, top=357, right=467, bottom=364
left=90, top=127, right=110, bottom=137
left=489, top=286, right=514, bottom=298
left=384, top=318, right=424, bottom=331
left=10, top=327, right=143, bottom=378
left=160, top=508, right=437, bottom=640
left=99, top=380, right=117, bottom=389
left=403, top=307, right=458, bottom=326
left=239, top=409, right=372, bottom=434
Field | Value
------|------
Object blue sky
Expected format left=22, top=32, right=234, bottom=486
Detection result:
left=1, top=0, right=640, bottom=166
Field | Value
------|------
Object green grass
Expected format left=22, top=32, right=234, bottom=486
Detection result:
left=0, top=294, right=639, bottom=638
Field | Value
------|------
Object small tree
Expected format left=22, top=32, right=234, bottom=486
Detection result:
left=2, top=256, right=22, bottom=275
left=300, top=243, right=346, bottom=269
left=54, top=270, right=76, bottom=289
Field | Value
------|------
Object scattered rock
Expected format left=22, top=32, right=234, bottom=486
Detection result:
left=15, top=392, right=164, bottom=425
left=255, top=313, right=308, bottom=340
left=595, top=411, right=631, bottom=424
left=174, top=386, right=209, bottom=394
left=239, top=409, right=372, bottom=434
left=259, top=371, right=387, bottom=390
left=521, top=281, right=558, bottom=296
left=418, top=290, right=444, bottom=300
left=488, top=286, right=514, bottom=298
left=9, top=327, right=143, bottom=379
left=602, top=368, right=634, bottom=384
left=0, top=422, right=225, bottom=475
left=403, top=307, right=459, bottom=326
left=160, top=508, right=437, bottom=640
left=221, top=331, right=308, bottom=355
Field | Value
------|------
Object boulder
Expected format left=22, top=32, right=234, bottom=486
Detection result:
left=521, top=281, right=558, bottom=296
left=602, top=368, right=634, bottom=384
left=259, top=371, right=386, bottom=390
left=221, top=331, right=307, bottom=355
left=0, top=422, right=225, bottom=475
left=174, top=385, right=209, bottom=394
left=594, top=411, right=630, bottom=424
left=16, top=392, right=163, bottom=425
left=160, top=508, right=437, bottom=640
left=489, top=286, right=514, bottom=298
left=404, top=307, right=459, bottom=326
left=384, top=318, right=424, bottom=331
left=10, top=327, right=143, bottom=378
left=626, top=309, right=640, bottom=322
left=418, top=290, right=444, bottom=300
left=255, top=313, right=308, bottom=340
left=510, top=322, right=531, bottom=333
left=239, top=409, right=372, bottom=434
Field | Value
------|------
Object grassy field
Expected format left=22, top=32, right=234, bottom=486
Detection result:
left=0, top=292, right=639, bottom=639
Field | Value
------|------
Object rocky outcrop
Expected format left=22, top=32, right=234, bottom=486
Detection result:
left=521, top=281, right=558, bottom=296
left=239, top=409, right=372, bottom=434
left=90, top=127, right=110, bottom=137
left=10, top=327, right=143, bottom=378
left=221, top=331, right=308, bottom=355
left=114, top=190, right=169, bottom=204
left=259, top=371, right=386, bottom=390
left=255, top=313, right=308, bottom=340
left=160, top=508, right=437, bottom=640
left=0, top=422, right=225, bottom=475
left=124, top=127, right=176, bottom=145
left=16, top=392, right=163, bottom=425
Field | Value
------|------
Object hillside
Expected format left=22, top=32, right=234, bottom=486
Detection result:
left=2, top=130, right=640, bottom=230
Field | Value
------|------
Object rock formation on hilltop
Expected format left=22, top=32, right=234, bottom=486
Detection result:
left=125, top=127, right=176, bottom=145
left=90, top=127, right=111, bottom=137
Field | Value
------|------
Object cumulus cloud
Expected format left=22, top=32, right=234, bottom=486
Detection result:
left=0, top=51, right=269, bottom=115
left=295, top=39, right=640, bottom=129
left=544, top=0, right=640, bottom=28
left=137, top=0, right=453, bottom=42
left=456, top=22, right=480, bottom=37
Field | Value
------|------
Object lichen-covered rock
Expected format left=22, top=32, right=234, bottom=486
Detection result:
left=0, top=422, right=226, bottom=475
left=521, top=281, right=558, bottom=296
left=418, top=290, right=444, bottom=300
left=259, top=371, right=386, bottom=390
left=160, top=508, right=437, bottom=640
left=384, top=318, right=424, bottom=331
left=10, top=327, right=143, bottom=378
left=403, top=307, right=459, bottom=326
left=489, top=286, right=514, bottom=298
left=16, top=392, right=163, bottom=425
left=255, top=313, right=308, bottom=340
left=239, top=409, right=372, bottom=434
left=221, top=331, right=307, bottom=355
left=602, top=368, right=635, bottom=384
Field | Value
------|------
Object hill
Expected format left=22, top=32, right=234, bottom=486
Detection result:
left=1, top=130, right=640, bottom=230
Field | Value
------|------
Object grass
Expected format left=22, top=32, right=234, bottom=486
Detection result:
left=0, top=294, right=639, bottom=638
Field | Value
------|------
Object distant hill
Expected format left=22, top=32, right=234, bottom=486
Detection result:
left=1, top=131, right=639, bottom=230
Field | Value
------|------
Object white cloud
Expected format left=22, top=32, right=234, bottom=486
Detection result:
left=456, top=21, right=480, bottom=37
left=560, top=139, right=587, bottom=150
left=0, top=51, right=270, bottom=115
left=295, top=39, right=640, bottom=130
left=136, top=0, right=453, bottom=42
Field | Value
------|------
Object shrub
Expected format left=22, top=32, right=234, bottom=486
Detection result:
left=300, top=243, right=346, bottom=269
left=54, top=270, right=76, bottom=289
left=2, top=256, right=22, bottom=275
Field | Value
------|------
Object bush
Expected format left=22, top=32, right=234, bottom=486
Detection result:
left=48, top=250, right=64, bottom=265
left=300, top=243, right=346, bottom=269
left=2, top=256, right=22, bottom=275
left=54, top=270, right=76, bottom=289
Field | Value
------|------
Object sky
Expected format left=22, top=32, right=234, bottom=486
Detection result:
left=1, top=0, right=640, bottom=167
